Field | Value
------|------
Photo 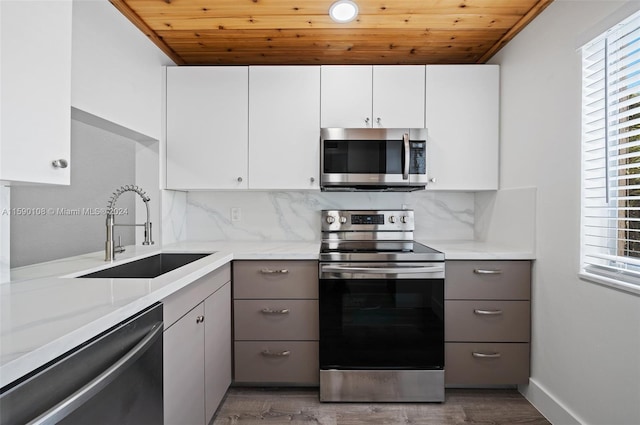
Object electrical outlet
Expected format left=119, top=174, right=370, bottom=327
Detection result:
left=231, top=207, right=241, bottom=222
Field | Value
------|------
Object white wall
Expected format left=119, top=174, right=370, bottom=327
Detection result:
left=490, top=1, right=640, bottom=424
left=71, top=0, right=173, bottom=139
left=0, top=186, right=9, bottom=283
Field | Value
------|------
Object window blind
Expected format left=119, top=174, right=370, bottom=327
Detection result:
left=581, top=11, right=640, bottom=290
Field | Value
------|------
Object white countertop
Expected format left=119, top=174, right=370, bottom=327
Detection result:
left=420, top=240, right=535, bottom=260
left=0, top=241, right=319, bottom=388
left=0, top=239, right=531, bottom=388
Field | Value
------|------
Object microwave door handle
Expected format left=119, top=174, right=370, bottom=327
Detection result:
left=403, top=132, right=410, bottom=180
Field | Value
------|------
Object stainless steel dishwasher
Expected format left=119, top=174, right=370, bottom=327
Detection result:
left=0, top=303, right=163, bottom=425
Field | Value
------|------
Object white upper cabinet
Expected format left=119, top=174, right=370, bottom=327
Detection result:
left=166, top=66, right=249, bottom=190
left=248, top=66, right=320, bottom=190
left=372, top=66, right=425, bottom=128
left=1, top=0, right=72, bottom=185
left=321, top=66, right=372, bottom=128
left=321, top=65, right=425, bottom=128
left=425, top=65, right=499, bottom=191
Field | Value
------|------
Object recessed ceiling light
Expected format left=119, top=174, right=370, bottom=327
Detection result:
left=329, top=0, right=358, bottom=23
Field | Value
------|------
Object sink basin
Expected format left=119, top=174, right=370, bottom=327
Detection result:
left=79, top=253, right=212, bottom=279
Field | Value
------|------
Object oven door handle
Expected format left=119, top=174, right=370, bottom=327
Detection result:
left=321, top=265, right=444, bottom=274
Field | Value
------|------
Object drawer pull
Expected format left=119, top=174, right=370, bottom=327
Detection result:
left=261, top=308, right=290, bottom=315
left=260, top=268, right=289, bottom=274
left=472, top=351, right=502, bottom=359
left=261, top=349, right=291, bottom=357
left=473, top=269, right=503, bottom=275
left=473, top=309, right=503, bottom=316
left=196, top=315, right=204, bottom=324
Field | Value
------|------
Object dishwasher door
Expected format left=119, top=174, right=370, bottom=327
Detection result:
left=0, top=303, right=163, bottom=425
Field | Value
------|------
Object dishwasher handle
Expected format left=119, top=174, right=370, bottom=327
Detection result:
left=27, top=321, right=163, bottom=425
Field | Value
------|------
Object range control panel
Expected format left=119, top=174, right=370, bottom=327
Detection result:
left=351, top=214, right=385, bottom=225
left=321, top=210, right=414, bottom=232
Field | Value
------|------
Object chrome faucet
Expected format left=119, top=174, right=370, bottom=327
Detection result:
left=105, top=185, right=154, bottom=261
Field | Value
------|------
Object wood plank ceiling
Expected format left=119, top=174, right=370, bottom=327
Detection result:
left=110, top=0, right=553, bottom=65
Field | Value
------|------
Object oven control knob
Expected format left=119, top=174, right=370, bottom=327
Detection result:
left=389, top=216, right=396, bottom=224
left=400, top=216, right=408, bottom=223
left=340, top=216, right=347, bottom=224
left=326, top=216, right=336, bottom=224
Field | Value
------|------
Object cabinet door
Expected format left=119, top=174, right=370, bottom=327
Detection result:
left=321, top=66, right=373, bottom=128
left=373, top=66, right=425, bottom=128
left=204, top=282, right=231, bottom=422
left=425, top=65, right=499, bottom=190
left=0, top=0, right=71, bottom=185
left=164, top=304, right=205, bottom=425
left=249, top=66, right=320, bottom=189
left=166, top=66, right=248, bottom=189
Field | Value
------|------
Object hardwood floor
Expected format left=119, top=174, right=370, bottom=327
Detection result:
left=212, top=387, right=551, bottom=425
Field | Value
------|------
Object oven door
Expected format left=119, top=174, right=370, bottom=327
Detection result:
left=319, top=262, right=444, bottom=370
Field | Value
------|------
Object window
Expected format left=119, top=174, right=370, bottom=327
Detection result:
left=581, top=10, right=640, bottom=294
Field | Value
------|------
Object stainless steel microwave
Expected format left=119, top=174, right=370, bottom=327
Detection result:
left=320, top=128, right=428, bottom=191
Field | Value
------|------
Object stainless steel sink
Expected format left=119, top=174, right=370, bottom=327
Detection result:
left=78, top=253, right=212, bottom=279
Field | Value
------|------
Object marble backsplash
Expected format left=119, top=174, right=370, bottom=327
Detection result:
left=167, top=190, right=475, bottom=242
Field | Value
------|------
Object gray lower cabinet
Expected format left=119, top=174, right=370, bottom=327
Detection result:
left=233, top=260, right=319, bottom=385
left=163, top=264, right=232, bottom=425
left=444, top=260, right=531, bottom=386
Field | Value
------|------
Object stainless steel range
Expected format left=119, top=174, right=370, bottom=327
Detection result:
left=319, top=209, right=445, bottom=402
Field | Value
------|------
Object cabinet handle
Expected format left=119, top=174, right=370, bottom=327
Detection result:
left=310, top=177, right=315, bottom=183
left=260, top=268, right=289, bottom=274
left=51, top=159, right=68, bottom=169
left=196, top=315, right=204, bottom=324
left=473, top=269, right=503, bottom=275
left=261, top=308, right=290, bottom=315
left=261, top=349, right=291, bottom=357
left=376, top=117, right=382, bottom=126
left=429, top=177, right=437, bottom=183
left=364, top=117, right=371, bottom=127
left=473, top=309, right=503, bottom=316
left=472, top=352, right=502, bottom=359
left=237, top=177, right=243, bottom=183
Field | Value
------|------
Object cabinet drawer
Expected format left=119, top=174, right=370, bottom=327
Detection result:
left=445, top=261, right=530, bottom=300
left=233, top=261, right=318, bottom=299
left=234, top=341, right=319, bottom=385
left=163, top=264, right=231, bottom=329
left=445, top=300, right=530, bottom=342
left=234, top=299, right=318, bottom=340
left=445, top=343, right=529, bottom=386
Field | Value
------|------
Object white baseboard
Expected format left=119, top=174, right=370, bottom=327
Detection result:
left=519, top=378, right=584, bottom=425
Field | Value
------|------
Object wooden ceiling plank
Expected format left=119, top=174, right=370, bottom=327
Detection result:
left=141, top=14, right=521, bottom=31
left=177, top=51, right=484, bottom=65
left=157, top=28, right=505, bottom=40
left=178, top=47, right=488, bottom=58
left=165, top=35, right=497, bottom=50
left=125, top=0, right=538, bottom=17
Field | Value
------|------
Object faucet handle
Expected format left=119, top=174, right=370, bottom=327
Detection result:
left=143, top=222, right=154, bottom=245
left=115, top=236, right=126, bottom=254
